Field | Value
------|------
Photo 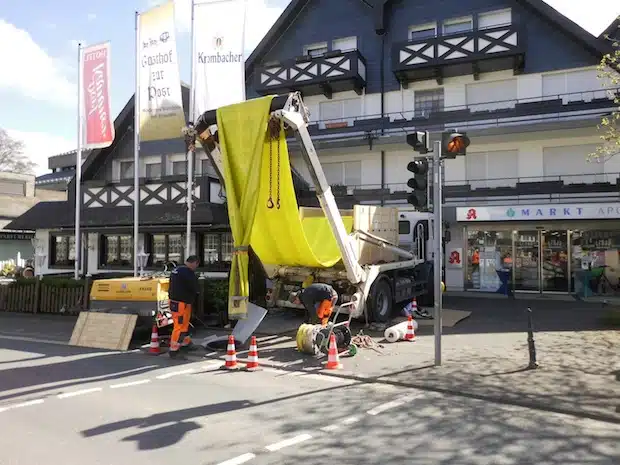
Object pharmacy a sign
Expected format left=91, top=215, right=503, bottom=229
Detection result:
left=457, top=203, right=620, bottom=222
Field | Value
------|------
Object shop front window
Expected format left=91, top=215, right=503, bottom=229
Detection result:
left=571, top=229, right=620, bottom=295
left=50, top=234, right=76, bottom=267
left=466, top=230, right=512, bottom=291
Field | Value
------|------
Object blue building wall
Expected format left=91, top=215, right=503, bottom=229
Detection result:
left=248, top=0, right=600, bottom=95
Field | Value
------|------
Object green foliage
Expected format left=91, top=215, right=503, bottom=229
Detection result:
left=202, top=278, right=228, bottom=314
left=590, top=20, right=620, bottom=161
left=0, top=262, right=16, bottom=277
left=11, top=276, right=87, bottom=288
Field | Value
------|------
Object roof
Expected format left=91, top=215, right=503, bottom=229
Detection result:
left=4, top=201, right=229, bottom=231
left=35, top=170, right=75, bottom=186
left=244, top=0, right=613, bottom=78
left=600, top=17, right=620, bottom=39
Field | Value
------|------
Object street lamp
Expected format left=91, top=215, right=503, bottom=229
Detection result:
left=137, top=248, right=150, bottom=277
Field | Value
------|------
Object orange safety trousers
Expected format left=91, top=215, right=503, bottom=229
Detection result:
left=316, top=299, right=334, bottom=327
left=169, top=300, right=192, bottom=352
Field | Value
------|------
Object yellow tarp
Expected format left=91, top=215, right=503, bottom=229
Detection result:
left=216, top=96, right=352, bottom=318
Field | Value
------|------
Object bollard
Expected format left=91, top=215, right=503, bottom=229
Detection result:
left=526, top=307, right=539, bottom=369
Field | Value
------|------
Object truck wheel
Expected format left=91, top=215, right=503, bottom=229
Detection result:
left=367, top=278, right=393, bottom=323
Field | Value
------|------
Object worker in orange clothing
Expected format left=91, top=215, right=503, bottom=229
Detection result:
left=290, top=283, right=338, bottom=326
left=168, top=255, right=200, bottom=359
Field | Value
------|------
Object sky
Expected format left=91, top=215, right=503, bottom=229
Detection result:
left=0, top=0, right=618, bottom=175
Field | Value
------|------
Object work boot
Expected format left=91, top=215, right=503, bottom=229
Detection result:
left=168, top=350, right=186, bottom=360
left=180, top=342, right=200, bottom=352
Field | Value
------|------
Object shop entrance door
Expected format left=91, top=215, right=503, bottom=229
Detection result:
left=541, top=230, right=569, bottom=292
left=513, top=230, right=540, bottom=292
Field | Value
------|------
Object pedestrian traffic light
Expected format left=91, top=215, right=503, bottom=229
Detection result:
left=441, top=130, right=470, bottom=159
left=406, top=157, right=429, bottom=209
left=406, top=131, right=430, bottom=154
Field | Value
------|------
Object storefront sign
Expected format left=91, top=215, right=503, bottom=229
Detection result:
left=0, top=232, right=34, bottom=241
left=457, top=203, right=620, bottom=222
left=447, top=247, right=463, bottom=268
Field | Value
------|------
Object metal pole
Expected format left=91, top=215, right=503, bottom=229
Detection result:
left=185, top=0, right=196, bottom=260
left=526, top=307, right=539, bottom=369
left=74, top=43, right=83, bottom=280
left=133, top=11, right=141, bottom=277
left=432, top=139, right=443, bottom=367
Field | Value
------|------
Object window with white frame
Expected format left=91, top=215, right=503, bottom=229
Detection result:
left=319, top=98, right=361, bottom=124
left=478, top=9, right=512, bottom=29
left=466, top=79, right=517, bottom=111
left=303, top=42, right=328, bottom=57
left=200, top=157, right=217, bottom=176
left=542, top=69, right=604, bottom=102
left=332, top=36, right=357, bottom=51
left=323, top=161, right=362, bottom=187
left=172, top=160, right=187, bottom=176
left=145, top=161, right=162, bottom=178
left=465, top=150, right=518, bottom=188
left=414, top=89, right=444, bottom=117
left=120, top=160, right=134, bottom=180
left=443, top=16, right=473, bottom=35
left=409, top=23, right=436, bottom=41
left=543, top=145, right=605, bottom=184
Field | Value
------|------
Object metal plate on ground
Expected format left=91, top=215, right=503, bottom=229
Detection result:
left=69, top=311, right=137, bottom=350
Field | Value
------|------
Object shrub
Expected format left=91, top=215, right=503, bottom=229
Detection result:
left=202, top=278, right=229, bottom=315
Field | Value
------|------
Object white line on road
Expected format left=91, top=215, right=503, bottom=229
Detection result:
left=342, top=416, right=361, bottom=424
left=0, top=334, right=68, bottom=346
left=110, top=379, right=151, bottom=389
left=366, top=399, right=406, bottom=416
left=0, top=399, right=45, bottom=413
left=215, top=453, right=257, bottom=465
left=265, top=433, right=313, bottom=452
left=320, top=424, right=340, bottom=432
left=155, top=368, right=195, bottom=379
left=302, top=373, right=355, bottom=384
left=57, top=387, right=103, bottom=399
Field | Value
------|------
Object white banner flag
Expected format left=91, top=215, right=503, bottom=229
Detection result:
left=192, top=0, right=247, bottom=121
left=138, top=1, right=185, bottom=141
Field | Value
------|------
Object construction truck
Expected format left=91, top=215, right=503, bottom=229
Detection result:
left=192, top=92, right=435, bottom=328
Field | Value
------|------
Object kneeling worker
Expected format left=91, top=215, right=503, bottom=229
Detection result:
left=290, top=282, right=338, bottom=326
left=168, top=255, right=200, bottom=359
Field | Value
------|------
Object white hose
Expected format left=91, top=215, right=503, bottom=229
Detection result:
left=383, top=320, right=419, bottom=343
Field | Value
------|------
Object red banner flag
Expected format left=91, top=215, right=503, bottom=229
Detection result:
left=82, top=42, right=114, bottom=149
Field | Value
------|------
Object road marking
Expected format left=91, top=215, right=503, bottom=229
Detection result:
left=366, top=399, right=406, bottom=416
left=155, top=368, right=195, bottom=379
left=0, top=399, right=45, bottom=413
left=265, top=433, right=313, bottom=452
left=110, top=379, right=151, bottom=389
left=0, top=334, right=68, bottom=345
left=320, top=424, right=340, bottom=432
left=342, top=416, right=361, bottom=424
left=215, top=453, right=256, bottom=465
left=57, top=387, right=103, bottom=399
left=302, top=373, right=354, bottom=384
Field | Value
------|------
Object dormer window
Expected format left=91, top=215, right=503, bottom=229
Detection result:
left=303, top=42, right=328, bottom=57
left=478, top=9, right=512, bottom=29
left=443, top=16, right=473, bottom=35
left=409, top=23, right=436, bottom=41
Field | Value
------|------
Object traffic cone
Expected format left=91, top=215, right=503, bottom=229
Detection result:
left=325, top=332, right=341, bottom=370
left=223, top=335, right=238, bottom=370
left=411, top=297, right=418, bottom=314
left=148, top=325, right=161, bottom=355
left=405, top=315, right=416, bottom=341
left=245, top=335, right=260, bottom=371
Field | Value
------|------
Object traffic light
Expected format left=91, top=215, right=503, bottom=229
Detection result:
left=406, top=131, right=430, bottom=154
left=441, top=130, right=470, bottom=159
left=406, top=157, right=429, bottom=209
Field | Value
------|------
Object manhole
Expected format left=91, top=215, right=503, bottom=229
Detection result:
left=205, top=339, right=230, bottom=351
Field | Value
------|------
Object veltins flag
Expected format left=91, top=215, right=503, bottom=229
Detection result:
left=138, top=1, right=185, bottom=141
left=193, top=0, right=247, bottom=120
left=82, top=42, right=114, bottom=149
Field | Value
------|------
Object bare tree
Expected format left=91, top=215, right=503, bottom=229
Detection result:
left=0, top=128, right=37, bottom=174
left=590, top=19, right=620, bottom=161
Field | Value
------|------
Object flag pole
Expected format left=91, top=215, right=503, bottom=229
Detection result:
left=74, top=43, right=83, bottom=280
left=133, top=11, right=141, bottom=277
left=185, top=0, right=196, bottom=259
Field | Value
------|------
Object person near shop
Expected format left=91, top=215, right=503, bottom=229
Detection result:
left=168, top=255, right=200, bottom=359
left=289, top=282, right=338, bottom=326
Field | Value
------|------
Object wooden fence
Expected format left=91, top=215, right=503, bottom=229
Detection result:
left=0, top=278, right=90, bottom=314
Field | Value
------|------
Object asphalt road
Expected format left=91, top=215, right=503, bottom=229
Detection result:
left=1, top=336, right=619, bottom=465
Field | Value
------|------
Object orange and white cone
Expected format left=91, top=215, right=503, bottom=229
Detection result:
left=411, top=297, right=418, bottom=314
left=405, top=315, right=416, bottom=341
left=245, top=335, right=261, bottom=371
left=223, top=335, right=238, bottom=370
left=325, top=332, right=342, bottom=370
left=148, top=325, right=161, bottom=355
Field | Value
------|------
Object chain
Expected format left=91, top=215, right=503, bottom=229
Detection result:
left=276, top=122, right=281, bottom=209
left=267, top=136, right=274, bottom=209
